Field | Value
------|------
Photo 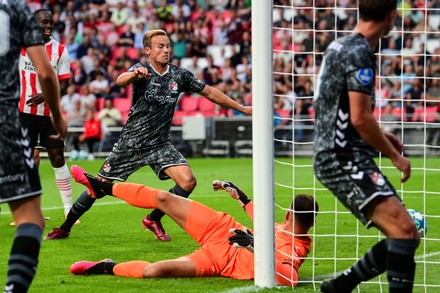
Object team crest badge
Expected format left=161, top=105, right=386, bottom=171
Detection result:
left=170, top=81, right=178, bottom=91
left=371, top=172, right=385, bottom=186
left=103, top=163, right=111, bottom=173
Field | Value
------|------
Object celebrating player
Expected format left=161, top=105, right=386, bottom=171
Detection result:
left=18, top=9, right=74, bottom=220
left=0, top=2, right=67, bottom=292
left=68, top=165, right=318, bottom=286
left=312, top=1, right=420, bottom=292
left=45, top=29, right=252, bottom=241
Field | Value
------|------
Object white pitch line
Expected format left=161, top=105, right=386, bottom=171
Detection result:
left=218, top=285, right=267, bottom=293
left=415, top=251, right=440, bottom=259
left=0, top=200, right=127, bottom=215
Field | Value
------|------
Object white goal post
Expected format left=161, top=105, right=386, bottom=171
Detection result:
left=252, top=0, right=275, bottom=288
left=253, top=0, right=440, bottom=290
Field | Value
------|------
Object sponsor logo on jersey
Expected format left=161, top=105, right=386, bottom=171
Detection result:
left=356, top=68, right=374, bottom=85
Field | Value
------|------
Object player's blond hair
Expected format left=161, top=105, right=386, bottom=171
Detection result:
left=142, top=29, right=168, bottom=49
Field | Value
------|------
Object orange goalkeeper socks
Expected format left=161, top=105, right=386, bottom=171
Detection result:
left=112, top=183, right=158, bottom=209
left=113, top=261, right=150, bottom=278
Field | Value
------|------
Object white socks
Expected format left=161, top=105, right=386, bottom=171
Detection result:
left=53, top=164, right=73, bottom=215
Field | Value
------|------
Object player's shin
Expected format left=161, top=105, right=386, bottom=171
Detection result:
left=113, top=261, right=150, bottom=278
left=113, top=183, right=158, bottom=209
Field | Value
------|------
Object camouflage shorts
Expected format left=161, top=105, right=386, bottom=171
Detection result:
left=98, top=141, right=189, bottom=181
left=0, top=107, right=41, bottom=203
left=314, top=150, right=401, bottom=227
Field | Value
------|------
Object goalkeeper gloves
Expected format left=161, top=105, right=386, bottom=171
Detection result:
left=229, top=227, right=254, bottom=253
left=212, top=180, right=251, bottom=208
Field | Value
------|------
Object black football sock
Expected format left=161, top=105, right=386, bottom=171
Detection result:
left=148, top=185, right=191, bottom=221
left=86, top=260, right=116, bottom=275
left=5, top=223, right=42, bottom=293
left=60, top=191, right=96, bottom=232
left=84, top=173, right=113, bottom=198
left=386, top=238, right=417, bottom=293
left=332, top=239, right=388, bottom=292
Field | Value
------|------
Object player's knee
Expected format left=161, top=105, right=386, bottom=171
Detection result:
left=145, top=263, right=172, bottom=278
left=402, top=220, right=421, bottom=243
left=179, top=176, right=196, bottom=192
left=387, top=218, right=420, bottom=242
left=49, top=151, right=66, bottom=167
left=157, top=191, right=174, bottom=205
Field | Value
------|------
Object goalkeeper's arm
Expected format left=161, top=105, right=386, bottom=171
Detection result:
left=275, top=259, right=299, bottom=287
left=212, top=180, right=254, bottom=220
left=229, top=228, right=300, bottom=287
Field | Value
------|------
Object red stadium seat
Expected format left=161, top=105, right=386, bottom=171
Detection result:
left=96, top=98, right=105, bottom=111
left=308, top=107, right=315, bottom=123
left=373, top=107, right=386, bottom=120
left=426, top=106, right=438, bottom=123
left=391, top=106, right=407, bottom=121
left=412, top=107, right=424, bottom=122
left=275, top=109, right=292, bottom=125
left=198, top=97, right=215, bottom=116
left=113, top=97, right=132, bottom=122
left=111, top=47, right=123, bottom=61
left=179, top=95, right=199, bottom=113
left=126, top=47, right=139, bottom=60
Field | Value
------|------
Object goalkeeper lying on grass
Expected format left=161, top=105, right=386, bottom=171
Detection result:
left=68, top=165, right=318, bottom=286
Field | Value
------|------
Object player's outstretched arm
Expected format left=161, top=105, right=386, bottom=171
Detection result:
left=199, top=85, right=252, bottom=115
left=212, top=180, right=254, bottom=219
left=27, top=46, right=67, bottom=138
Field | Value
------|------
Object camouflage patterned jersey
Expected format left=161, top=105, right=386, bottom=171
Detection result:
left=0, top=1, right=43, bottom=105
left=313, top=33, right=376, bottom=156
left=115, top=62, right=205, bottom=150
left=0, top=1, right=44, bottom=202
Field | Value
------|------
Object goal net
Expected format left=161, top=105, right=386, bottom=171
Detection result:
left=266, top=0, right=440, bottom=291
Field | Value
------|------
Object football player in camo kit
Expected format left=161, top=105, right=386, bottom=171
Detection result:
left=45, top=29, right=252, bottom=242
left=0, top=1, right=67, bottom=292
left=313, top=1, right=419, bottom=292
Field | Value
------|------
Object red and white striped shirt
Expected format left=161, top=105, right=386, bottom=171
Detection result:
left=18, top=38, right=71, bottom=116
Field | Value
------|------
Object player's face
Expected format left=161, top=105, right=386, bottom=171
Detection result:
left=36, top=11, right=54, bottom=42
left=147, top=35, right=171, bottom=65
left=382, top=10, right=396, bottom=37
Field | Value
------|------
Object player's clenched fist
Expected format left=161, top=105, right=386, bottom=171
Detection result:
left=133, top=66, right=151, bottom=79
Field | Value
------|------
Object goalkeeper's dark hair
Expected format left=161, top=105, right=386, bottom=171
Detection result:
left=358, top=0, right=397, bottom=22
left=290, top=194, right=318, bottom=227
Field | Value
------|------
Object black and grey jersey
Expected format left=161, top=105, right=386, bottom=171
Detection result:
left=117, top=63, right=205, bottom=149
left=0, top=1, right=43, bottom=104
left=313, top=33, right=376, bottom=155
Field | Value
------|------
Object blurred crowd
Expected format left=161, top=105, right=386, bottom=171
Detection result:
left=273, top=0, right=439, bottom=130
left=26, top=0, right=439, bottom=133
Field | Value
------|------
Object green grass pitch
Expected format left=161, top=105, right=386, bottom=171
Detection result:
left=0, top=157, right=439, bottom=292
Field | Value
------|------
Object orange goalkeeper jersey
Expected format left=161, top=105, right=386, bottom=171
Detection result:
left=185, top=201, right=312, bottom=286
